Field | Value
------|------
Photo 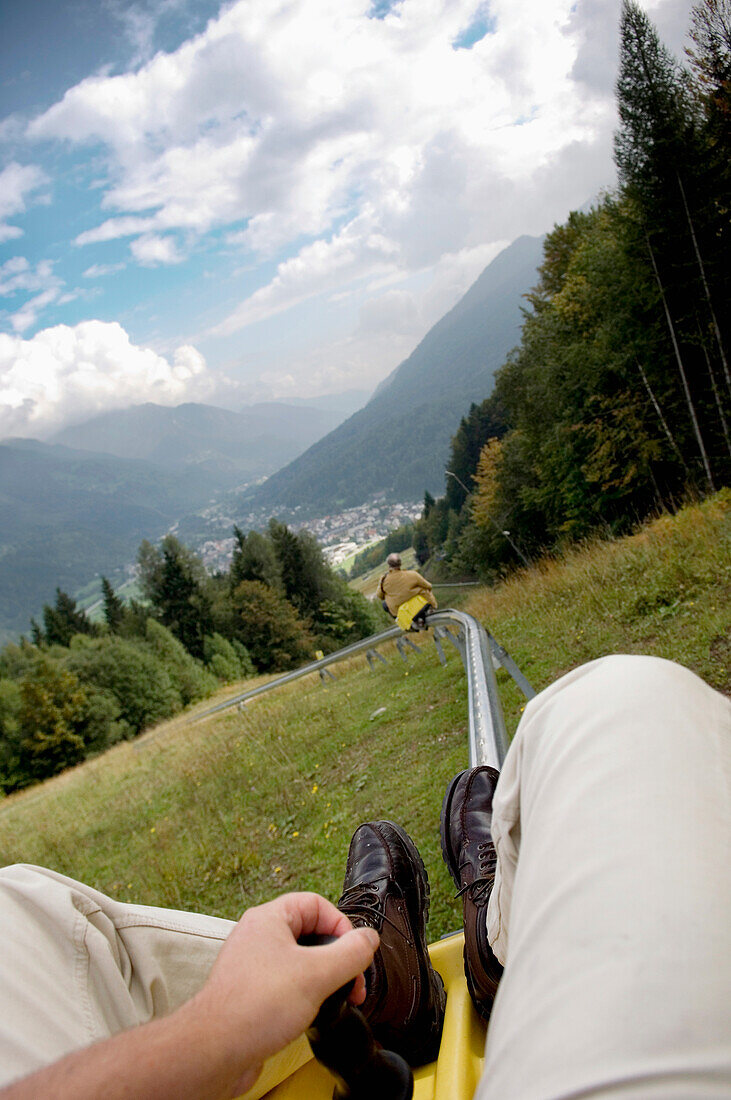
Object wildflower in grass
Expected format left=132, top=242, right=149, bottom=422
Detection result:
left=311, top=783, right=318, bottom=794
left=274, top=866, right=282, bottom=874
left=292, top=831, right=300, bottom=838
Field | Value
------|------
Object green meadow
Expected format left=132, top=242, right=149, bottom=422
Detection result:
left=0, top=491, right=728, bottom=941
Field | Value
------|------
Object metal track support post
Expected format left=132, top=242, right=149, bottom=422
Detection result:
left=366, top=648, right=388, bottom=670
left=395, top=636, right=420, bottom=662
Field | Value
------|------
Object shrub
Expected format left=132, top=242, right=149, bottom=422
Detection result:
left=231, top=581, right=315, bottom=671
left=144, top=619, right=217, bottom=704
left=315, top=586, right=387, bottom=650
left=65, top=636, right=181, bottom=735
left=0, top=657, right=89, bottom=791
left=203, top=633, right=252, bottom=682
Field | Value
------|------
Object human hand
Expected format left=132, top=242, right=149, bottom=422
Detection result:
left=187, top=892, right=379, bottom=1097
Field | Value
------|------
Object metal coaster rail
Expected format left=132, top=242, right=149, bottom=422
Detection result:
left=189, top=609, right=535, bottom=772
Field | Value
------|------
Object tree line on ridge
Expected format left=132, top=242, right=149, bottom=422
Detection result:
left=411, top=0, right=730, bottom=577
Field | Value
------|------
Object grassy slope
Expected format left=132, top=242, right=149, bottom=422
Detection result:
left=0, top=492, right=728, bottom=941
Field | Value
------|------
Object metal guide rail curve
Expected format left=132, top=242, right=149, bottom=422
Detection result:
left=190, top=610, right=535, bottom=771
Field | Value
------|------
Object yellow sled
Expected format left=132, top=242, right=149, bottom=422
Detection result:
left=238, top=931, right=485, bottom=1100
left=396, top=595, right=431, bottom=632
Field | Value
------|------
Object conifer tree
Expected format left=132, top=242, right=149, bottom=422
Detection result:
left=137, top=536, right=212, bottom=659
left=615, top=0, right=721, bottom=490
left=41, top=588, right=95, bottom=647
left=230, top=529, right=282, bottom=591
left=158, top=545, right=212, bottom=660
left=687, top=0, right=731, bottom=396
left=268, top=520, right=335, bottom=618
left=101, top=576, right=124, bottom=632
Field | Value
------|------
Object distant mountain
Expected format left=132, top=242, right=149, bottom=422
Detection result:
left=0, top=439, right=223, bottom=644
left=245, top=234, right=544, bottom=512
left=271, top=390, right=370, bottom=416
left=48, top=400, right=356, bottom=483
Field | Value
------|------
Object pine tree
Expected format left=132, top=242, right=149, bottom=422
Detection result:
left=268, top=520, right=335, bottom=618
left=101, top=577, right=124, bottom=632
left=137, top=537, right=212, bottom=659
left=615, top=0, right=727, bottom=489
left=687, top=0, right=731, bottom=397
left=230, top=529, right=282, bottom=591
left=158, top=546, right=212, bottom=660
left=41, top=588, right=95, bottom=647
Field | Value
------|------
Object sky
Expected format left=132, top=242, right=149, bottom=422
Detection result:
left=0, top=0, right=693, bottom=439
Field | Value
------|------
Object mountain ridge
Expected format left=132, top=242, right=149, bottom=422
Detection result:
left=0, top=438, right=225, bottom=644
left=46, top=398, right=364, bottom=483
left=244, top=233, right=544, bottom=511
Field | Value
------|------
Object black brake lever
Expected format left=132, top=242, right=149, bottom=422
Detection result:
left=299, top=933, right=413, bottom=1100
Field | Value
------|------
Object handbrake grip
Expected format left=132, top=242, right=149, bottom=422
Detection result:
left=299, top=933, right=413, bottom=1100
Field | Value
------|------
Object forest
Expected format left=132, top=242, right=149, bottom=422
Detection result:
left=0, top=523, right=387, bottom=794
left=413, top=0, right=730, bottom=576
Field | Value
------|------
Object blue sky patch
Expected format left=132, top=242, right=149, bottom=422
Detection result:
left=452, top=5, right=497, bottom=50
left=368, top=0, right=401, bottom=19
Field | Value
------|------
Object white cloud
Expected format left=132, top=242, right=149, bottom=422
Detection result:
left=82, top=262, right=127, bottom=278
left=241, top=236, right=514, bottom=400
left=0, top=162, right=48, bottom=242
left=0, top=257, right=65, bottom=333
left=19, top=0, right=692, bottom=383
left=130, top=233, right=184, bottom=265
left=0, top=257, right=54, bottom=296
left=0, top=320, right=215, bottom=438
left=8, top=288, right=63, bottom=335
left=26, top=2, right=613, bottom=267
left=213, top=209, right=399, bottom=335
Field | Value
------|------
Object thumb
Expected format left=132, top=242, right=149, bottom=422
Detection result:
left=310, top=927, right=380, bottom=999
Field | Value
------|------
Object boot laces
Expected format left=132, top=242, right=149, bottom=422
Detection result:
left=338, top=882, right=410, bottom=940
left=455, top=842, right=496, bottom=906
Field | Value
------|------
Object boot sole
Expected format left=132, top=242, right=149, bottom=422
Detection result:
left=439, top=770, right=465, bottom=892
left=439, top=772, right=495, bottom=1023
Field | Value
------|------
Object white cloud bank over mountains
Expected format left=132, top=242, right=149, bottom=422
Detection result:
left=1, top=0, right=691, bottom=436
left=0, top=323, right=213, bottom=439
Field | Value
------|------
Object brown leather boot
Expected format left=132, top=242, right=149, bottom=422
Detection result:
left=337, top=820, right=446, bottom=1066
left=440, top=766, right=504, bottom=1021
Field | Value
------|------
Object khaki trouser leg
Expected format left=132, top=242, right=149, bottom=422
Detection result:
left=0, top=865, right=234, bottom=1087
left=479, top=655, right=731, bottom=1098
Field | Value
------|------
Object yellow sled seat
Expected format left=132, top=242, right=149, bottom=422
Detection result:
left=238, top=932, right=486, bottom=1100
left=396, top=595, right=430, bottom=632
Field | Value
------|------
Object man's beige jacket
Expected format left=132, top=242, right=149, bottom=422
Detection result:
left=376, top=567, right=437, bottom=617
